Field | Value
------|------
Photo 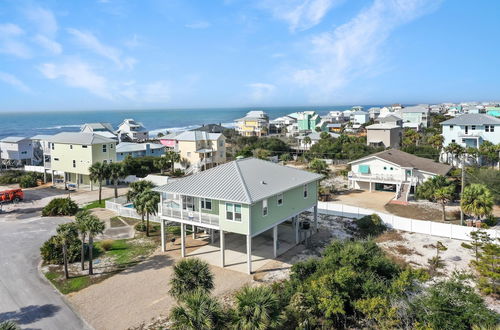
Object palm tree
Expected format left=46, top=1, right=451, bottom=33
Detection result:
left=427, top=134, right=444, bottom=150
left=55, top=223, right=76, bottom=279
left=233, top=285, right=283, bottom=330
left=169, top=258, right=214, bottom=300
left=86, top=215, right=105, bottom=275
left=444, top=142, right=465, bottom=166
left=138, top=190, right=160, bottom=237
left=74, top=210, right=91, bottom=271
left=0, top=321, right=20, bottom=330
left=154, top=157, right=170, bottom=175
left=303, top=136, right=312, bottom=150
left=169, top=290, right=226, bottom=330
left=126, top=180, right=155, bottom=202
left=461, top=184, right=494, bottom=222
left=109, top=162, right=126, bottom=199
left=433, top=185, right=455, bottom=221
left=89, top=162, right=111, bottom=204
left=165, top=151, right=181, bottom=172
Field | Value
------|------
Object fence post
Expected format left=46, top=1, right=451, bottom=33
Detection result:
left=449, top=223, right=453, bottom=239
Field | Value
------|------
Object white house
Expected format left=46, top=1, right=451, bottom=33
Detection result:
left=402, top=106, right=430, bottom=129
left=441, top=114, right=500, bottom=149
left=117, top=119, right=149, bottom=142
left=352, top=111, right=369, bottom=126
left=0, top=137, right=33, bottom=166
left=348, top=149, right=452, bottom=203
left=296, top=131, right=339, bottom=150
left=368, top=107, right=381, bottom=120
left=81, top=122, right=117, bottom=140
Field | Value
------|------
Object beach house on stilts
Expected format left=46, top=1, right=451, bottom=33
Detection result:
left=154, top=157, right=322, bottom=274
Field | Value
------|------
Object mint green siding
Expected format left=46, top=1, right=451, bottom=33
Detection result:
left=192, top=197, right=220, bottom=215
left=219, top=203, right=250, bottom=235
left=250, top=180, right=318, bottom=235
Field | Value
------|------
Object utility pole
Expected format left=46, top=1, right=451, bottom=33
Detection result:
left=460, top=155, right=465, bottom=226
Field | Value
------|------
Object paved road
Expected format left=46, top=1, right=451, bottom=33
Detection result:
left=0, top=215, right=91, bottom=330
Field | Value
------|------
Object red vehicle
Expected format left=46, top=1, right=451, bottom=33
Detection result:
left=0, top=189, right=24, bottom=203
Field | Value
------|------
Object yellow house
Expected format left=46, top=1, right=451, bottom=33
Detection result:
left=235, top=110, right=269, bottom=137
left=47, top=132, right=117, bottom=190
left=173, top=131, right=226, bottom=173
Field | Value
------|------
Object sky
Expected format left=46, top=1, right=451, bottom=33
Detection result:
left=0, top=0, right=499, bottom=112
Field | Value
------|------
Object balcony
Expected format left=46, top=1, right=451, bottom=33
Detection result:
left=348, top=171, right=404, bottom=183
left=161, top=201, right=219, bottom=227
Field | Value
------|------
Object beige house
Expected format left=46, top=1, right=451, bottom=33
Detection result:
left=47, top=132, right=117, bottom=190
left=172, top=131, right=226, bottom=173
left=366, top=123, right=402, bottom=149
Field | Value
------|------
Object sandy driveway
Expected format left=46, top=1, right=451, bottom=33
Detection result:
left=68, top=237, right=252, bottom=330
left=331, top=190, right=395, bottom=212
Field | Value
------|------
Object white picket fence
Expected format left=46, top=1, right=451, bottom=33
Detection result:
left=317, top=201, right=499, bottom=242
left=105, top=199, right=161, bottom=223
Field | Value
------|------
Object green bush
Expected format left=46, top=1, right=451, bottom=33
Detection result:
left=134, top=222, right=158, bottom=232
left=40, top=224, right=82, bottom=264
left=42, top=198, right=79, bottom=216
left=167, top=225, right=181, bottom=236
left=100, top=239, right=114, bottom=251
left=19, top=174, right=38, bottom=188
left=356, top=214, right=387, bottom=238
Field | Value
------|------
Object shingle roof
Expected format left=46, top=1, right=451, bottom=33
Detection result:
left=440, top=113, right=500, bottom=126
left=0, top=136, right=30, bottom=143
left=154, top=158, right=323, bottom=204
left=350, top=149, right=452, bottom=176
left=47, top=132, right=116, bottom=145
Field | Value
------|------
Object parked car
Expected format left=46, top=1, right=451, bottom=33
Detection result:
left=0, top=189, right=24, bottom=203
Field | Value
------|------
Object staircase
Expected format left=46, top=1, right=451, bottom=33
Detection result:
left=391, top=182, right=411, bottom=205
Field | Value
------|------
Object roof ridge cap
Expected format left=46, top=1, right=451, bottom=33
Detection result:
left=233, top=160, right=252, bottom=204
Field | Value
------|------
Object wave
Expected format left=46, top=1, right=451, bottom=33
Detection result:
left=39, top=124, right=82, bottom=130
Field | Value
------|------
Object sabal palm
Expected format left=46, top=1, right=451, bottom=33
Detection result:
left=0, top=321, right=20, bottom=330
left=138, top=190, right=160, bottom=237
left=461, top=184, right=494, bottom=220
left=74, top=210, right=91, bottom=270
left=170, top=290, right=226, bottom=330
left=303, top=136, right=311, bottom=149
left=109, top=162, right=126, bottom=198
left=126, top=180, right=155, bottom=202
left=154, top=157, right=170, bottom=175
left=169, top=258, right=214, bottom=300
left=85, top=215, right=105, bottom=275
left=166, top=151, right=181, bottom=172
left=233, top=286, right=282, bottom=330
left=433, top=185, right=455, bottom=221
left=89, top=162, right=111, bottom=204
left=55, top=223, right=77, bottom=279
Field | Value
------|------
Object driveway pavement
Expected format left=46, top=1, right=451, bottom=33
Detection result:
left=0, top=215, right=91, bottom=330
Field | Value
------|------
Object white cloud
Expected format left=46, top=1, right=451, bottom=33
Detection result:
left=0, top=23, right=31, bottom=58
left=0, top=72, right=30, bottom=92
left=185, top=21, right=211, bottom=29
left=248, top=83, right=276, bottom=101
left=34, top=34, right=62, bottom=54
left=67, top=28, right=136, bottom=69
left=24, top=6, right=58, bottom=37
left=118, top=80, right=170, bottom=103
left=261, top=0, right=341, bottom=32
left=292, top=0, right=441, bottom=99
left=38, top=60, right=112, bottom=99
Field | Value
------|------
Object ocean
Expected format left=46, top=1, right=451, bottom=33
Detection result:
left=0, top=105, right=379, bottom=139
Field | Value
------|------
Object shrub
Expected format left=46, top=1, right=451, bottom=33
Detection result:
left=134, top=222, right=158, bottom=232
left=171, top=169, right=184, bottom=177
left=356, top=214, right=387, bottom=238
left=42, top=198, right=79, bottom=216
left=167, top=225, right=181, bottom=236
left=169, top=258, right=214, bottom=299
left=40, top=223, right=82, bottom=264
left=100, top=239, right=114, bottom=251
left=291, top=258, right=319, bottom=282
left=19, top=174, right=38, bottom=188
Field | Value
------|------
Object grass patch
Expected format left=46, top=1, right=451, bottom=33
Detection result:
left=45, top=271, right=93, bottom=294
left=96, top=238, right=157, bottom=267
left=81, top=199, right=109, bottom=210
left=110, top=216, right=126, bottom=228
left=374, top=230, right=405, bottom=243
left=121, top=217, right=139, bottom=226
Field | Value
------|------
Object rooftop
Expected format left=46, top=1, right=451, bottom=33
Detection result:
left=116, top=142, right=165, bottom=153
left=154, top=157, right=322, bottom=204
left=402, top=106, right=429, bottom=113
left=350, top=149, right=452, bottom=176
left=0, top=136, right=30, bottom=143
left=174, top=130, right=222, bottom=141
left=441, top=113, right=500, bottom=126
left=47, top=132, right=116, bottom=145
left=366, top=123, right=400, bottom=130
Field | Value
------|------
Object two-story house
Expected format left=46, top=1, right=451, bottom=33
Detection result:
left=0, top=137, right=33, bottom=166
left=154, top=158, right=322, bottom=274
left=366, top=123, right=402, bottom=149
left=296, top=111, right=321, bottom=132
left=402, top=106, right=430, bottom=129
left=116, top=142, right=166, bottom=161
left=116, top=119, right=149, bottom=142
left=352, top=111, right=369, bottom=127
left=81, top=122, right=117, bottom=140
left=348, top=149, right=451, bottom=203
left=235, top=111, right=269, bottom=137
left=47, top=132, right=116, bottom=190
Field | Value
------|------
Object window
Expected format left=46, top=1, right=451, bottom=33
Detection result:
left=226, top=203, right=242, bottom=222
left=72, top=160, right=76, bottom=168
left=471, top=125, right=476, bottom=130
left=103, top=145, right=107, bottom=152
left=262, top=199, right=268, bottom=216
left=21, top=151, right=27, bottom=154
left=110, top=144, right=113, bottom=149
left=54, top=158, right=59, bottom=161
left=486, top=125, right=495, bottom=132
left=103, top=160, right=108, bottom=164
left=277, top=193, right=283, bottom=206
left=452, top=139, right=456, bottom=143
left=219, top=140, right=224, bottom=147
left=70, top=145, right=73, bottom=149
left=51, top=143, right=54, bottom=150
left=201, top=198, right=212, bottom=210
left=82, top=145, right=88, bottom=148
left=383, top=166, right=387, bottom=170
left=303, top=184, right=308, bottom=198
left=220, top=151, right=224, bottom=157
left=390, top=167, right=394, bottom=170
left=449, top=125, right=454, bottom=129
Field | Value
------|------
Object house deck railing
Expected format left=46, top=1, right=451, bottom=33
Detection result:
left=161, top=203, right=219, bottom=227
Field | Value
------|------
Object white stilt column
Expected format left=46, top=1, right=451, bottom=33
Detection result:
left=161, top=219, right=166, bottom=252
left=246, top=234, right=252, bottom=274
left=210, top=229, right=215, bottom=244
left=314, top=205, right=318, bottom=232
left=273, top=225, right=278, bottom=258
left=295, top=216, right=299, bottom=244
left=51, top=170, right=55, bottom=187
left=192, top=225, right=196, bottom=239
left=220, top=230, right=225, bottom=267
left=181, top=224, right=186, bottom=258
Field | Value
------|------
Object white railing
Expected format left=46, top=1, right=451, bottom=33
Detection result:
left=161, top=204, right=219, bottom=226
left=317, top=201, right=499, bottom=242
left=105, top=200, right=161, bottom=223
left=349, top=171, right=404, bottom=182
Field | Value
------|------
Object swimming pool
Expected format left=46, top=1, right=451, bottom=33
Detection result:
left=124, top=203, right=135, bottom=208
